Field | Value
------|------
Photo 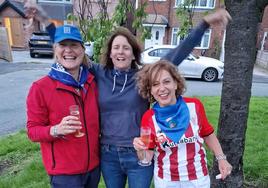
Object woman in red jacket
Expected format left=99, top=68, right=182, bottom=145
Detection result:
left=26, top=25, right=100, bottom=188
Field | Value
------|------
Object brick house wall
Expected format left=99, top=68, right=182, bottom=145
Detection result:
left=73, top=0, right=118, bottom=19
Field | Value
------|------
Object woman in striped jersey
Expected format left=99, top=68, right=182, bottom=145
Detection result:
left=133, top=61, right=232, bottom=188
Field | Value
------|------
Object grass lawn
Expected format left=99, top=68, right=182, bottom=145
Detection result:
left=0, top=96, right=267, bottom=187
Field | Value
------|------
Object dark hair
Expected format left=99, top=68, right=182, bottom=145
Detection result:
left=136, top=60, right=186, bottom=102
left=100, top=27, right=142, bottom=69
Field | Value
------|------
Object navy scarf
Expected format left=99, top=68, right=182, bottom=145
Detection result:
left=152, top=96, right=190, bottom=143
left=48, top=63, right=89, bottom=89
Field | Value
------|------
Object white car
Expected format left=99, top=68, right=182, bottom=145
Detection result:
left=85, top=42, right=94, bottom=59
left=141, top=45, right=224, bottom=82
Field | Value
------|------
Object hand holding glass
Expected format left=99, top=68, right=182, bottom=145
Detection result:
left=138, top=127, right=152, bottom=166
left=69, top=105, right=84, bottom=137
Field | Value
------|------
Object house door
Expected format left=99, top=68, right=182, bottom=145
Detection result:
left=144, top=26, right=165, bottom=49
left=4, top=18, right=24, bottom=47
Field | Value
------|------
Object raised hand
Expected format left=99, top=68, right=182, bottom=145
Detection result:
left=203, top=8, right=232, bottom=28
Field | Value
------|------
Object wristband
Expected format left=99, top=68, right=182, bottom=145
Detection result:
left=52, top=126, right=58, bottom=137
left=215, top=154, right=227, bottom=161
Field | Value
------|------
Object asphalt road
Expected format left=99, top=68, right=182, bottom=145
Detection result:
left=0, top=52, right=268, bottom=137
left=0, top=62, right=50, bottom=137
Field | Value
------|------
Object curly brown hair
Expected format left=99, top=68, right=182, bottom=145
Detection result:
left=100, top=27, right=142, bottom=69
left=136, top=60, right=186, bottom=102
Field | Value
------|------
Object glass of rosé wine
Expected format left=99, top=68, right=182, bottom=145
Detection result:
left=138, top=127, right=152, bottom=166
left=69, top=105, right=84, bottom=137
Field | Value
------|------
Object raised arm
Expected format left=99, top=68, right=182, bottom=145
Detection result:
left=161, top=8, right=231, bottom=65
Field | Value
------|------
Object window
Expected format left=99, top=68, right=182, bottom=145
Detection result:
left=175, top=0, right=215, bottom=9
left=175, top=0, right=183, bottom=5
left=195, top=29, right=211, bottom=49
left=148, top=48, right=171, bottom=57
left=38, top=0, right=72, bottom=3
left=171, top=28, right=183, bottom=45
left=171, top=27, right=211, bottom=49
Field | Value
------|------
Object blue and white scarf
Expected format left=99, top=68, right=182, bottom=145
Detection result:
left=48, top=62, right=89, bottom=90
left=152, top=96, right=190, bottom=143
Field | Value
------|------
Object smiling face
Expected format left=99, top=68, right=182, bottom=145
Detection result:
left=151, top=69, right=178, bottom=107
left=109, top=35, right=135, bottom=71
left=54, top=39, right=85, bottom=75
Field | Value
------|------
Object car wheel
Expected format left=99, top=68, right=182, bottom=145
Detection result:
left=202, top=68, right=218, bottom=82
left=30, top=52, right=35, bottom=58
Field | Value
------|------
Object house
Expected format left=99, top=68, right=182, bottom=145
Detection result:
left=0, top=0, right=73, bottom=48
left=0, top=0, right=29, bottom=48
left=256, top=5, right=268, bottom=69
left=140, top=0, right=225, bottom=59
left=258, top=5, right=268, bottom=51
left=72, top=0, right=225, bottom=59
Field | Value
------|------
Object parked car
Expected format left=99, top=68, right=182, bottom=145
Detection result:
left=28, top=32, right=53, bottom=58
left=141, top=45, right=224, bottom=82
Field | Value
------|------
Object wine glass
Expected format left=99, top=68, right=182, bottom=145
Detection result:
left=138, top=127, right=152, bottom=166
left=69, top=105, right=84, bottom=137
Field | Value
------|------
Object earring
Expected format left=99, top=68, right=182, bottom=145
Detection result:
left=149, top=94, right=154, bottom=106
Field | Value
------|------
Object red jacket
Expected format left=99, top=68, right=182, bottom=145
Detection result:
left=26, top=74, right=99, bottom=175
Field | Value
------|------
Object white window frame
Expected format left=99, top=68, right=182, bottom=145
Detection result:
left=175, top=0, right=215, bottom=9
left=38, top=0, right=72, bottom=4
left=195, top=29, right=211, bottom=49
left=171, top=27, right=211, bottom=49
left=171, top=28, right=182, bottom=45
left=261, top=32, right=268, bottom=51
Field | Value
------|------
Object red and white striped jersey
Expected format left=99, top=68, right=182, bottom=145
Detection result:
left=142, top=97, right=214, bottom=181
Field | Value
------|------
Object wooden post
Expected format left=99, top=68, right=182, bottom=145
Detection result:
left=0, top=27, right=13, bottom=62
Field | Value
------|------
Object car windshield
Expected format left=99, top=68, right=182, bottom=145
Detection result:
left=31, top=32, right=51, bottom=40
left=148, top=48, right=171, bottom=57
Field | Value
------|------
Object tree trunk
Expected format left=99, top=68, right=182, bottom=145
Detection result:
left=125, top=0, right=136, bottom=34
left=210, top=1, right=267, bottom=187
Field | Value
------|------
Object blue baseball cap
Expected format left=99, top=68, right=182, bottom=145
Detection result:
left=54, top=25, right=83, bottom=43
